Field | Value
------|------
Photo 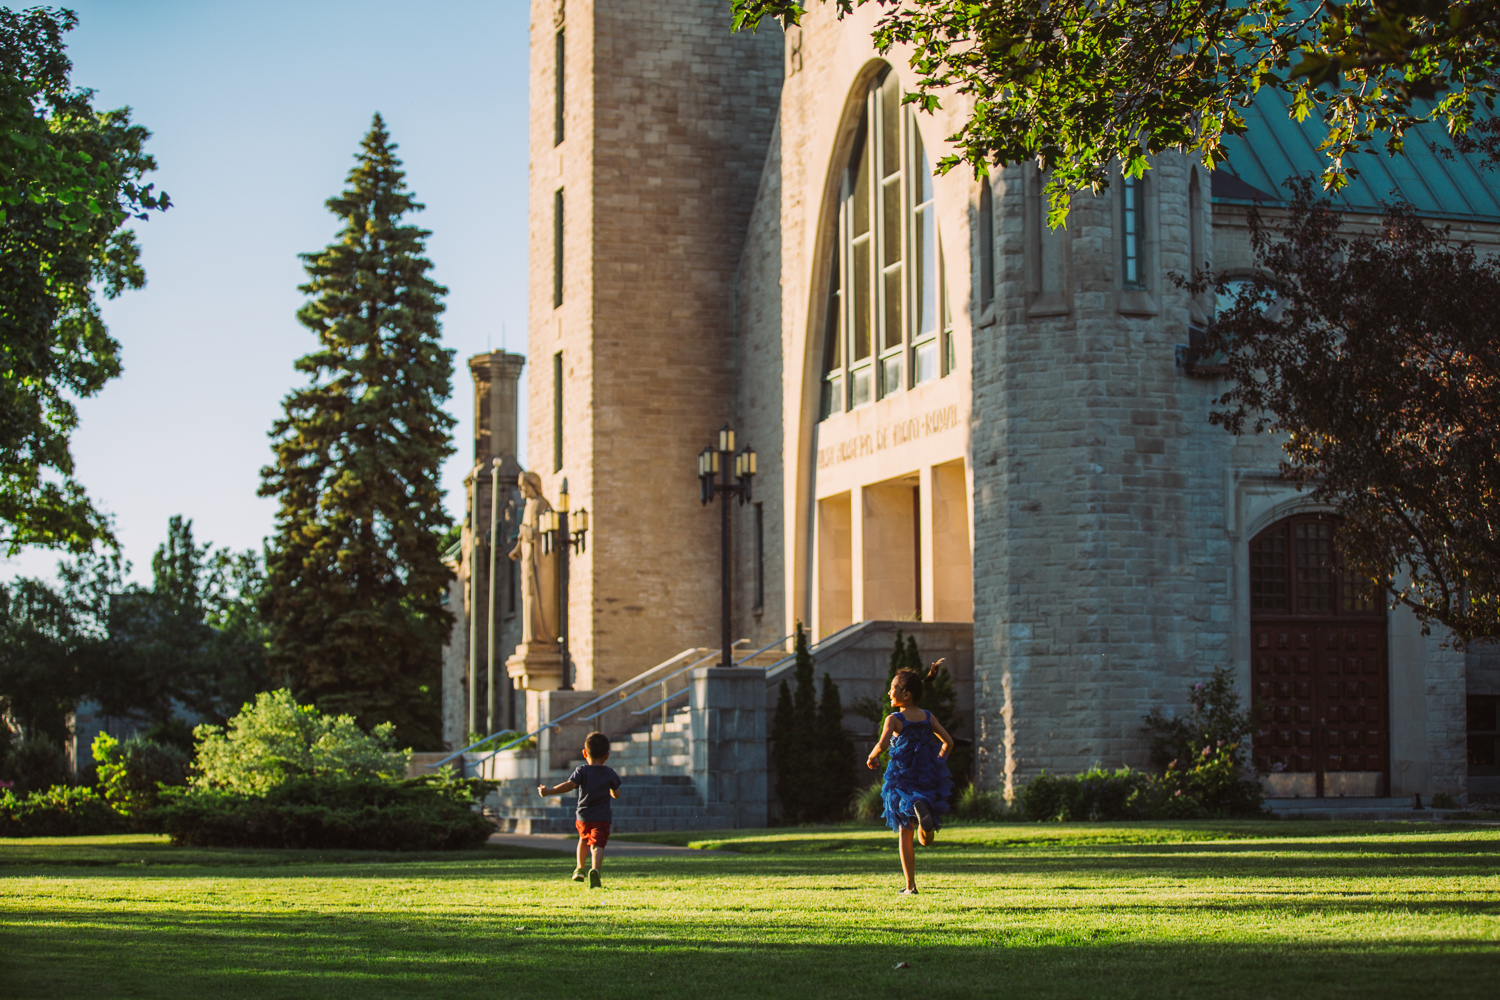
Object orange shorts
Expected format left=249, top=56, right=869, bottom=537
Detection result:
left=576, top=820, right=611, bottom=848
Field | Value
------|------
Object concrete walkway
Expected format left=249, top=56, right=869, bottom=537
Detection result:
left=488, top=832, right=720, bottom=856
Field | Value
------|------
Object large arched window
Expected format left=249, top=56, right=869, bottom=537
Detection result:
left=820, top=71, right=950, bottom=420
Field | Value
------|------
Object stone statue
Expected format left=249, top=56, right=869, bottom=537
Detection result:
left=509, top=471, right=558, bottom=646
left=506, top=471, right=564, bottom=691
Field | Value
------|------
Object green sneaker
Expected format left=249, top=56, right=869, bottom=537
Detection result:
left=588, top=868, right=602, bottom=889
left=571, top=868, right=586, bottom=882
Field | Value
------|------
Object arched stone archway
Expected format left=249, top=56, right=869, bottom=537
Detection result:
left=1249, top=514, right=1390, bottom=797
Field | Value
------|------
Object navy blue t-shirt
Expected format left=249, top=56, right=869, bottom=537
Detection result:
left=568, top=764, right=621, bottom=823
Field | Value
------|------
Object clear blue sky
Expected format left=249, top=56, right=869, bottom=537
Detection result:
left=2, top=0, right=532, bottom=584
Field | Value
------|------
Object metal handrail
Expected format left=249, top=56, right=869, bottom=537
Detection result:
left=732, top=631, right=794, bottom=666
left=460, top=722, right=559, bottom=763
left=760, top=622, right=865, bottom=680
left=630, top=687, right=690, bottom=715
left=576, top=648, right=721, bottom=722
left=428, top=645, right=706, bottom=768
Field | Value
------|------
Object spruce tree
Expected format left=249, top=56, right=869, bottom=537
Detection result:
left=815, top=671, right=856, bottom=819
left=259, top=115, right=454, bottom=747
left=770, top=677, right=796, bottom=819
left=772, top=623, right=820, bottom=823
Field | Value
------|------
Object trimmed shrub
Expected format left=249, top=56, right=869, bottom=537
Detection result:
left=1020, top=767, right=1154, bottom=822
left=92, top=732, right=188, bottom=820
left=154, top=774, right=495, bottom=851
left=0, top=785, right=126, bottom=837
left=1018, top=756, right=1265, bottom=822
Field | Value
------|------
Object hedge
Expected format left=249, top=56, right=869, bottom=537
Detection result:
left=154, top=775, right=496, bottom=851
left=0, top=785, right=128, bottom=837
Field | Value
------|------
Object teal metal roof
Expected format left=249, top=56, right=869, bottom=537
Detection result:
left=1216, top=88, right=1500, bottom=222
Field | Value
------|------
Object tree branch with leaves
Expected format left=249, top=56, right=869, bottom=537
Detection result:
left=1198, top=179, right=1500, bottom=643
left=0, top=6, right=169, bottom=554
left=731, top=0, right=1500, bottom=223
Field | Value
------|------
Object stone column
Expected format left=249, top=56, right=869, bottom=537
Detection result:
left=690, top=666, right=768, bottom=828
left=461, top=350, right=527, bottom=736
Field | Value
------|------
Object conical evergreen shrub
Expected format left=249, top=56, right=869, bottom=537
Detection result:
left=770, top=623, right=853, bottom=823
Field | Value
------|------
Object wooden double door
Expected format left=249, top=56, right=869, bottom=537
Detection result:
left=1249, top=516, right=1389, bottom=796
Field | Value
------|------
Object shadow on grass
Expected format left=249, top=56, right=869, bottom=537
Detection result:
left=0, top=839, right=558, bottom=869
left=3, top=834, right=1498, bottom=883
left=616, top=819, right=1500, bottom=850
left=3, top=908, right=1497, bottom=1000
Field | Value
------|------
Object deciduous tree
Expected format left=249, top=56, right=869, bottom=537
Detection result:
left=100, top=516, right=270, bottom=726
left=0, top=517, right=270, bottom=748
left=259, top=115, right=454, bottom=747
left=1200, top=179, right=1500, bottom=643
left=0, top=7, right=169, bottom=553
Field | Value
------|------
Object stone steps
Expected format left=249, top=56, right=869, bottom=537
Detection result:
left=483, top=761, right=733, bottom=834
left=568, top=706, right=694, bottom=777
left=1266, top=796, right=1471, bottom=821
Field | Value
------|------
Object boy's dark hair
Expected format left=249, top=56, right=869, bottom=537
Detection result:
left=584, top=732, right=610, bottom=758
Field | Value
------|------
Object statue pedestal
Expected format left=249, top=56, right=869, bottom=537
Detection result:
left=506, top=642, right=565, bottom=693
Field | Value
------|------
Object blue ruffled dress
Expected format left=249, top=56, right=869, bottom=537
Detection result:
left=879, top=709, right=953, bottom=833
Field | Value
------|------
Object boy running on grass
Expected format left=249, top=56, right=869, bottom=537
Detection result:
left=538, top=731, right=620, bottom=888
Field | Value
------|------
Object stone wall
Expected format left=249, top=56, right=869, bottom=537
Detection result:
left=528, top=0, right=783, bottom=692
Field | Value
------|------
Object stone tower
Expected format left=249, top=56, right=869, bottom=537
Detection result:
left=442, top=350, right=527, bottom=750
left=525, top=0, right=783, bottom=690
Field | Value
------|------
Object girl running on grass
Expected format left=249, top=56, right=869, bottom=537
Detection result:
left=867, top=661, right=955, bottom=894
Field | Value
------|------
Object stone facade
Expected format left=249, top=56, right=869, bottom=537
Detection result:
left=510, top=0, right=1482, bottom=803
left=527, top=0, right=783, bottom=694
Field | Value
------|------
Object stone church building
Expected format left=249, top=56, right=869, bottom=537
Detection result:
left=441, top=0, right=1499, bottom=812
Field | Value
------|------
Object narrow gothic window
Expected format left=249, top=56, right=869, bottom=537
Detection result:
left=1188, top=170, right=1203, bottom=273
left=978, top=177, right=994, bottom=309
left=553, top=188, right=564, bottom=308
left=554, top=29, right=565, bottom=146
left=821, top=69, right=948, bottom=418
left=939, top=241, right=952, bottom=377
left=820, top=244, right=844, bottom=419
left=753, top=501, right=765, bottom=612
left=1122, top=175, right=1145, bottom=288
left=552, top=351, right=564, bottom=472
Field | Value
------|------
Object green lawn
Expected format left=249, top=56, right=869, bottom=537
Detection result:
left=2, top=821, right=1497, bottom=999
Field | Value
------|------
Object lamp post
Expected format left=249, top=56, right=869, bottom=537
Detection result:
left=698, top=424, right=756, bottom=666
left=540, top=478, right=589, bottom=690
left=467, top=463, right=484, bottom=739
left=486, top=457, right=502, bottom=734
